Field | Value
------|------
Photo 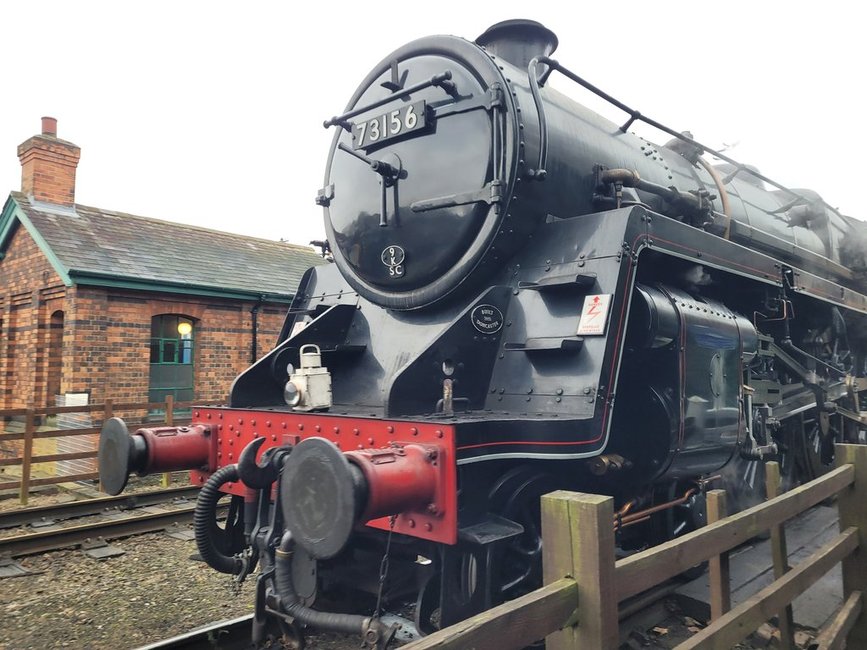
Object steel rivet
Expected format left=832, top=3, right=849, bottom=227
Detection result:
left=266, top=421, right=272, bottom=428
left=315, top=425, right=321, bottom=432
left=368, top=437, right=374, bottom=445
left=387, top=426, right=394, bottom=433
left=298, top=424, right=304, bottom=431
left=272, top=435, right=277, bottom=441
left=424, top=523, right=432, bottom=532
left=408, top=519, right=416, bottom=528
left=353, top=428, right=360, bottom=436
left=334, top=427, right=340, bottom=434
left=436, top=430, right=443, bottom=438
left=411, top=427, right=418, bottom=436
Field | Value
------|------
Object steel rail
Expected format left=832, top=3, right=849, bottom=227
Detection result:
left=0, top=485, right=201, bottom=529
left=134, top=615, right=254, bottom=650
left=0, top=503, right=207, bottom=557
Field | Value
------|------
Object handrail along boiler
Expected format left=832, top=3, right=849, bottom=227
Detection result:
left=99, top=19, right=867, bottom=648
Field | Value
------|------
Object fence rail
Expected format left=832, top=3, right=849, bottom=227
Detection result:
left=406, top=444, right=867, bottom=650
left=0, top=396, right=195, bottom=504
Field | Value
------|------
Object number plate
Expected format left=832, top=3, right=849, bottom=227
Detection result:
left=352, top=101, right=427, bottom=149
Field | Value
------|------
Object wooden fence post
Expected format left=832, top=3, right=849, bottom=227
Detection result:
left=836, top=443, right=867, bottom=648
left=707, top=489, right=731, bottom=620
left=19, top=408, right=35, bottom=506
left=161, top=395, right=174, bottom=487
left=766, top=461, right=795, bottom=649
left=542, top=490, right=617, bottom=650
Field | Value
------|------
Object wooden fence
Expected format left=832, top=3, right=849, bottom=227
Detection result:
left=405, top=444, right=867, bottom=650
left=0, top=396, right=192, bottom=505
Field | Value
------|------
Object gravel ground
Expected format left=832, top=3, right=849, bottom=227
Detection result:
left=0, top=529, right=256, bottom=649
left=0, top=477, right=368, bottom=649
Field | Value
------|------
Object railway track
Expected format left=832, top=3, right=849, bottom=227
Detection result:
left=0, top=485, right=206, bottom=557
left=0, top=485, right=200, bottom=529
left=135, top=615, right=255, bottom=650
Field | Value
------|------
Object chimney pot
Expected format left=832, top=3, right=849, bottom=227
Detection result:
left=41, top=116, right=57, bottom=137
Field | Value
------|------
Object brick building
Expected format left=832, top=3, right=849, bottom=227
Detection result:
left=0, top=118, right=324, bottom=414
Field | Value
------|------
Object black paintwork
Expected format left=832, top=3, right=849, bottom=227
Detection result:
left=221, top=23, right=867, bottom=641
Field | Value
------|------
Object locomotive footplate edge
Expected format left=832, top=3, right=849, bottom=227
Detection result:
left=189, top=407, right=458, bottom=545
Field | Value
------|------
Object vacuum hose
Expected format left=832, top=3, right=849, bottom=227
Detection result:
left=274, top=532, right=388, bottom=641
left=194, top=464, right=243, bottom=575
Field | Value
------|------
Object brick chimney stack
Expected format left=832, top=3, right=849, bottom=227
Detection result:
left=17, top=117, right=81, bottom=207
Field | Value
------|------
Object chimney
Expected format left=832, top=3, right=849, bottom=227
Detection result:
left=17, top=117, right=81, bottom=207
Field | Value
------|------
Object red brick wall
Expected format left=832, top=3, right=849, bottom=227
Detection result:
left=70, top=290, right=287, bottom=405
left=0, top=224, right=67, bottom=409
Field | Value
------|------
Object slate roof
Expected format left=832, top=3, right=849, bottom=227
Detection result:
left=3, top=192, right=325, bottom=300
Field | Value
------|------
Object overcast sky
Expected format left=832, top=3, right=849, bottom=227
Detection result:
left=2, top=1, right=863, bottom=248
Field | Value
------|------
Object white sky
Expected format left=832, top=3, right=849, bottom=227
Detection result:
left=1, top=1, right=864, bottom=248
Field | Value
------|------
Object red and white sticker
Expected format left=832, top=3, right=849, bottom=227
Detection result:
left=577, top=294, right=612, bottom=335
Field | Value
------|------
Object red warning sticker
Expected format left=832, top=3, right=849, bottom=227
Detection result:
left=577, top=294, right=612, bottom=335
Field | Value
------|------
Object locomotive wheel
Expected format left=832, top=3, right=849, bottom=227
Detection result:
left=488, top=467, right=557, bottom=599
left=414, top=574, right=441, bottom=636
left=787, top=410, right=838, bottom=484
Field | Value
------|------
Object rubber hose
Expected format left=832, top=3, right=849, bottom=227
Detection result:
left=274, top=532, right=375, bottom=635
left=194, top=464, right=243, bottom=575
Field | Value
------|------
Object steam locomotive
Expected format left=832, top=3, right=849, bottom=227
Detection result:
left=99, top=19, right=867, bottom=648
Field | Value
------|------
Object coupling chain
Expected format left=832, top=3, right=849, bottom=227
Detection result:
left=372, top=515, right=397, bottom=622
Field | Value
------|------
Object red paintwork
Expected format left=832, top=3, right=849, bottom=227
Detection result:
left=347, top=444, right=440, bottom=522
left=135, top=424, right=212, bottom=473
left=188, top=408, right=458, bottom=546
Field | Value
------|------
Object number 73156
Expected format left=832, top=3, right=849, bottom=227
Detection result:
left=353, top=101, right=426, bottom=149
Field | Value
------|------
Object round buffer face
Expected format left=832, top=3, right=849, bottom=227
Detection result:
left=98, top=417, right=132, bottom=496
left=281, top=437, right=359, bottom=560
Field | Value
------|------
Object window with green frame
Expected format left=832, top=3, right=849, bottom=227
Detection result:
left=149, top=315, right=195, bottom=413
left=150, top=315, right=194, bottom=365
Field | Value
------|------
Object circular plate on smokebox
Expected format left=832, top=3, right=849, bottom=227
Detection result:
left=98, top=417, right=132, bottom=496
left=281, top=437, right=360, bottom=560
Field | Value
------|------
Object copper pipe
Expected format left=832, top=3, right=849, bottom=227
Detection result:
left=615, top=487, right=697, bottom=530
left=616, top=499, right=637, bottom=518
left=697, top=157, right=732, bottom=239
left=600, top=168, right=641, bottom=186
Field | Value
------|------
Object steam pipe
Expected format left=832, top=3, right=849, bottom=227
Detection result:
left=194, top=464, right=244, bottom=575
left=274, top=532, right=390, bottom=641
left=615, top=488, right=698, bottom=529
